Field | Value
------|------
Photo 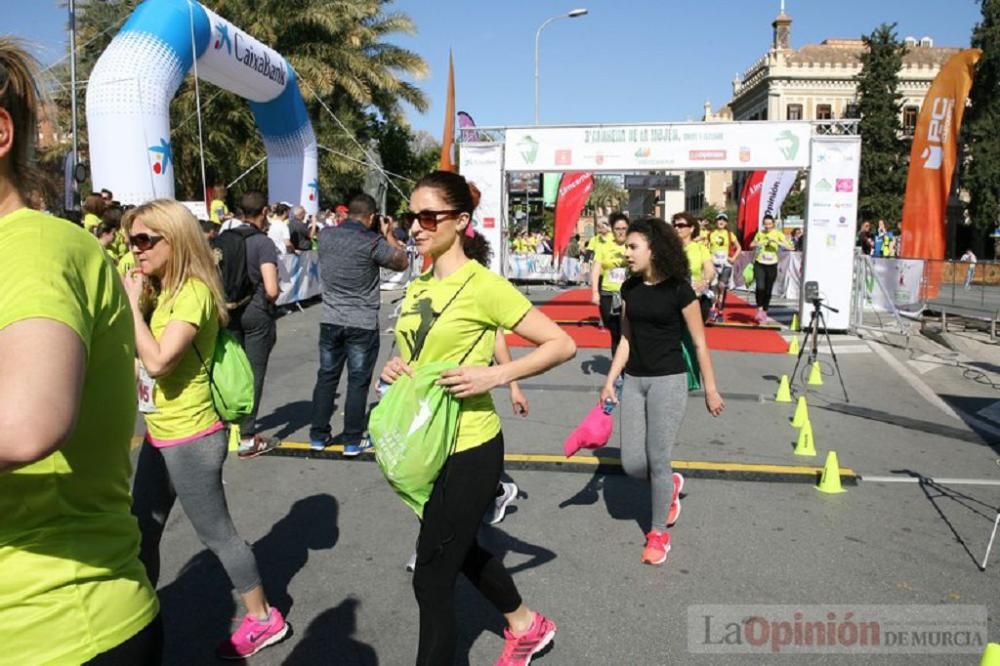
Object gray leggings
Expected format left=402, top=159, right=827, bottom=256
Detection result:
left=132, top=429, right=261, bottom=594
left=620, top=373, right=688, bottom=530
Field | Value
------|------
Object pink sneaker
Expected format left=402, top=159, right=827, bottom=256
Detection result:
left=641, top=530, right=671, bottom=565
left=667, top=472, right=685, bottom=527
left=495, top=612, right=557, bottom=665
left=217, top=608, right=289, bottom=660
left=754, top=310, right=768, bottom=325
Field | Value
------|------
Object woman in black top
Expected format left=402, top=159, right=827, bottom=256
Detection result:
left=600, top=217, right=724, bottom=566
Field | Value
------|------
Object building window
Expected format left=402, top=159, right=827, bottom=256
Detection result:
left=903, top=105, right=919, bottom=133
left=787, top=104, right=803, bottom=121
left=844, top=103, right=859, bottom=119
left=816, top=104, right=833, bottom=121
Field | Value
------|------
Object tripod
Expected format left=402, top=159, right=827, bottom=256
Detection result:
left=790, top=298, right=850, bottom=402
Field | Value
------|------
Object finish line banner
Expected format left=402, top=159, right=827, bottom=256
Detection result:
left=504, top=122, right=812, bottom=172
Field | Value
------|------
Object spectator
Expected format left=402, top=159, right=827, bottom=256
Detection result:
left=99, top=187, right=113, bottom=203
left=220, top=207, right=245, bottom=232
left=334, top=204, right=349, bottom=225
left=873, top=219, right=893, bottom=257
left=309, top=193, right=408, bottom=455
left=82, top=193, right=106, bottom=232
left=791, top=228, right=803, bottom=252
left=289, top=205, right=311, bottom=251
left=268, top=202, right=294, bottom=255
left=0, top=38, right=161, bottom=664
left=857, top=220, right=874, bottom=256
left=209, top=183, right=229, bottom=223
left=95, top=220, right=117, bottom=258
left=961, top=248, right=977, bottom=290
left=227, top=191, right=282, bottom=457
left=200, top=218, right=219, bottom=242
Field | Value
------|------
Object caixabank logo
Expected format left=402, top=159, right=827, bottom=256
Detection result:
left=148, top=138, right=172, bottom=175
left=307, top=180, right=319, bottom=202
left=214, top=22, right=232, bottom=54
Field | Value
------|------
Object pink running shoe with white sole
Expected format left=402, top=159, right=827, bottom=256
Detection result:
left=641, top=530, right=672, bottom=565
left=217, top=607, right=289, bottom=660
left=667, top=472, right=684, bottom=527
left=495, top=611, right=557, bottom=665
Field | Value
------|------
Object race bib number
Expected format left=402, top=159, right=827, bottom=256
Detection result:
left=608, top=267, right=627, bottom=285
left=138, top=365, right=158, bottom=413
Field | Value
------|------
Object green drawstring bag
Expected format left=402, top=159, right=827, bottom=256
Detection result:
left=742, top=262, right=755, bottom=287
left=194, top=329, right=255, bottom=423
left=370, top=360, right=461, bottom=517
left=681, top=328, right=702, bottom=392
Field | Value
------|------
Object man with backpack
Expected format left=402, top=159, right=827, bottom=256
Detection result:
left=214, top=191, right=282, bottom=457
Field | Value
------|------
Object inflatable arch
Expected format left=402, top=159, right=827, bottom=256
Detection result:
left=86, top=0, right=319, bottom=212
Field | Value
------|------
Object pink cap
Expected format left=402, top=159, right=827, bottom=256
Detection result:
left=563, top=403, right=613, bottom=458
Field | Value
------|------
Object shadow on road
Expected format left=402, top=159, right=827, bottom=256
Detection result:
left=258, top=399, right=314, bottom=440
left=581, top=355, right=611, bottom=376
left=283, top=597, right=378, bottom=665
left=558, top=451, right=652, bottom=534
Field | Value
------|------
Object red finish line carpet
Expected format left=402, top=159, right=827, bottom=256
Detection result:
left=506, top=289, right=789, bottom=353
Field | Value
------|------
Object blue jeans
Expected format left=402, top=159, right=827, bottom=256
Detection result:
left=309, top=323, right=380, bottom=444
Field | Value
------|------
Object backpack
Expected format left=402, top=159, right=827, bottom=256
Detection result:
left=193, top=329, right=255, bottom=422
left=212, top=226, right=261, bottom=310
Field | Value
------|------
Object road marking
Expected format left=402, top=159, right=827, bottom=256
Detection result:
left=862, top=475, right=1000, bottom=487
left=867, top=341, right=962, bottom=421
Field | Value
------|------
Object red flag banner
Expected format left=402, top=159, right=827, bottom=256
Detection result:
left=737, top=170, right=766, bottom=248
left=553, top=173, right=593, bottom=257
left=901, top=48, right=981, bottom=260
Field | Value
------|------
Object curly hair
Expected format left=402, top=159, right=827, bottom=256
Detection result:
left=627, top=217, right=689, bottom=284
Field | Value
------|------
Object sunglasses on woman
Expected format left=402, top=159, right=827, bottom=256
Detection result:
left=399, top=209, right=464, bottom=232
left=129, top=233, right=164, bottom=252
left=673, top=222, right=692, bottom=229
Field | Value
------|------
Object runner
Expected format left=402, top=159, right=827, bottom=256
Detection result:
left=590, top=212, right=629, bottom=355
left=122, top=200, right=289, bottom=660
left=600, top=217, right=725, bottom=565
left=0, top=39, right=161, bottom=665
left=672, top=212, right=716, bottom=322
left=707, top=212, right=741, bottom=323
left=381, top=170, right=575, bottom=666
left=750, top=214, right=793, bottom=324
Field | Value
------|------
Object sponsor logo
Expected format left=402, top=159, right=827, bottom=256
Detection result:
left=517, top=135, right=539, bottom=165
left=812, top=202, right=833, bottom=209
left=838, top=216, right=849, bottom=225
left=148, top=138, right=172, bottom=175
left=233, top=33, right=286, bottom=86
left=635, top=147, right=652, bottom=158
left=815, top=178, right=833, bottom=192
left=835, top=179, right=854, bottom=193
left=690, top=150, right=727, bottom=161
left=922, top=97, right=955, bottom=170
left=739, top=147, right=752, bottom=162
left=307, top=179, right=319, bottom=202
left=213, top=22, right=232, bottom=54
left=483, top=217, right=496, bottom=229
left=554, top=149, right=573, bottom=166
left=812, top=218, right=831, bottom=226
left=776, top=130, right=801, bottom=160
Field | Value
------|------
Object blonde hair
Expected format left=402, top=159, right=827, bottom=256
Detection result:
left=123, top=199, right=229, bottom=326
left=0, top=38, right=44, bottom=196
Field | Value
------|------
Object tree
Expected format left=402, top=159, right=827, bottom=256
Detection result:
left=587, top=176, right=627, bottom=216
left=855, top=23, right=909, bottom=223
left=963, top=0, right=1000, bottom=230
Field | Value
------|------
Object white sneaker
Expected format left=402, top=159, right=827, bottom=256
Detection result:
left=405, top=551, right=416, bottom=572
left=484, top=481, right=519, bottom=525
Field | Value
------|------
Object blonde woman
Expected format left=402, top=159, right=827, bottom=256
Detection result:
left=122, top=200, right=288, bottom=659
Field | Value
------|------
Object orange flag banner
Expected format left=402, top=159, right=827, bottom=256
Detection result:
left=439, top=51, right=456, bottom=173
left=901, top=48, right=981, bottom=260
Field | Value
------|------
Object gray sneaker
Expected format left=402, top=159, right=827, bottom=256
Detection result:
left=484, top=482, right=519, bottom=525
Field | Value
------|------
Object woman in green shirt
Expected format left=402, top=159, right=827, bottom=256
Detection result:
left=590, top=212, right=630, bottom=354
left=750, top=214, right=794, bottom=324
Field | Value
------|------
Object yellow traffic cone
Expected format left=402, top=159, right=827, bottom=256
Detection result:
left=775, top=375, right=792, bottom=403
left=790, top=313, right=799, bottom=332
left=816, top=451, right=847, bottom=493
left=808, top=361, right=823, bottom=386
left=980, top=643, right=1000, bottom=666
left=228, top=424, right=241, bottom=452
left=794, top=419, right=816, bottom=456
left=786, top=336, right=800, bottom=355
left=791, top=396, right=809, bottom=428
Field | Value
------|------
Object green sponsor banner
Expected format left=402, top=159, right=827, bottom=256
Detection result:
left=543, top=172, right=562, bottom=206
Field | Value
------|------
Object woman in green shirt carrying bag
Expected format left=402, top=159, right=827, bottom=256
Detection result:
left=379, top=171, right=576, bottom=666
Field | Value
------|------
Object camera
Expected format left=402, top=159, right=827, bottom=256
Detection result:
left=804, top=280, right=820, bottom=303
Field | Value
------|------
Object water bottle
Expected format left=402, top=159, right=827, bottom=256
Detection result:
left=376, top=379, right=391, bottom=400
left=602, top=398, right=616, bottom=415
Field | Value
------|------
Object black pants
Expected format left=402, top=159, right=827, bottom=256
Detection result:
left=228, top=305, right=276, bottom=436
left=85, top=615, right=163, bottom=665
left=599, top=293, right=622, bottom=357
left=413, top=433, right=522, bottom=666
left=753, top=262, right=779, bottom=312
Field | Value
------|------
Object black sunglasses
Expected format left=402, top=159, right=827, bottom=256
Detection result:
left=673, top=222, right=692, bottom=229
left=129, top=233, right=164, bottom=252
left=400, top=209, right=465, bottom=232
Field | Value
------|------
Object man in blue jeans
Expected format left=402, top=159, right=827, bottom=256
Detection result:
left=310, top=193, right=408, bottom=455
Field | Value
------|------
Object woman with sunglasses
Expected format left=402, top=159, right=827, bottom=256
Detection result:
left=672, top=212, right=716, bottom=322
left=589, top=212, right=630, bottom=355
left=600, top=218, right=725, bottom=566
left=0, top=39, right=161, bottom=665
left=381, top=171, right=576, bottom=666
left=122, top=200, right=288, bottom=660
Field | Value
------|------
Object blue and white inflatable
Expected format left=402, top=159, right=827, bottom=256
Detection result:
left=86, top=0, right=319, bottom=212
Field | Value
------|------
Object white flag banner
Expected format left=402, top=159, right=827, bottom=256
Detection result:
left=759, top=170, right=798, bottom=226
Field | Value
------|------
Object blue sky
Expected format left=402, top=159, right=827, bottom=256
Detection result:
left=10, top=0, right=983, bottom=137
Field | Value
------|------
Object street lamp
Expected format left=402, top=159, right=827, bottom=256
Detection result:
left=535, top=8, right=588, bottom=125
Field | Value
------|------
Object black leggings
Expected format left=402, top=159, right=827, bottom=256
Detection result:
left=85, top=615, right=163, bottom=665
left=413, top=433, right=522, bottom=666
left=599, top=293, right=622, bottom=356
left=754, top=262, right=779, bottom=311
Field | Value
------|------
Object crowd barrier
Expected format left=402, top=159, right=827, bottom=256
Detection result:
left=506, top=253, right=587, bottom=283
left=276, top=251, right=321, bottom=306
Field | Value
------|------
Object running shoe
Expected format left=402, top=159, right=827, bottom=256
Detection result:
left=495, top=612, right=557, bottom=666
left=754, top=310, right=768, bottom=325
left=217, top=608, right=289, bottom=659
left=310, top=436, right=332, bottom=451
left=485, top=481, right=519, bottom=525
left=707, top=307, right=719, bottom=324
left=343, top=434, right=373, bottom=458
left=237, top=434, right=281, bottom=460
left=405, top=551, right=417, bottom=572
left=641, top=530, right=671, bottom=566
left=667, top=472, right=685, bottom=527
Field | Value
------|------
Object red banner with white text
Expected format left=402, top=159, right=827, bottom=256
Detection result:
left=553, top=173, right=593, bottom=257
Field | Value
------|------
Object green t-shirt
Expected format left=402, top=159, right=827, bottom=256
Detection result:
left=685, top=241, right=713, bottom=282
left=144, top=279, right=220, bottom=443
left=210, top=199, right=229, bottom=224
left=0, top=208, right=158, bottom=664
left=708, top=229, right=737, bottom=263
left=754, top=229, right=788, bottom=265
left=117, top=251, right=136, bottom=276
left=596, top=240, right=628, bottom=293
left=83, top=212, right=100, bottom=232
left=395, top=260, right=532, bottom=453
